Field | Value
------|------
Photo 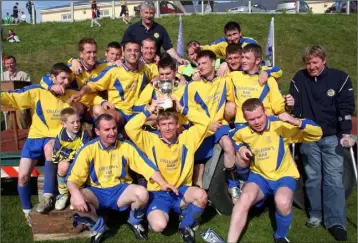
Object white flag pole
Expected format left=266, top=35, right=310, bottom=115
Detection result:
left=272, top=17, right=275, bottom=66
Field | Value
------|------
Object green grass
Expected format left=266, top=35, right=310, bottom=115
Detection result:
left=1, top=183, right=357, bottom=243
left=2, top=14, right=357, bottom=93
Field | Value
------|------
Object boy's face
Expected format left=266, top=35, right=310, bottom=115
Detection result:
left=105, top=47, right=122, bottom=63
left=226, top=52, right=242, bottom=71
left=241, top=51, right=261, bottom=72
left=62, top=114, right=81, bottom=134
left=52, top=71, right=71, bottom=89
left=225, top=29, right=241, bottom=44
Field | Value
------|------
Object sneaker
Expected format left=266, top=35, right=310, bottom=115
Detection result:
left=275, top=237, right=290, bottom=243
left=228, top=187, right=241, bottom=204
left=89, top=231, right=105, bottom=243
left=24, top=213, right=32, bottom=227
left=55, top=194, right=69, bottom=210
left=305, top=217, right=322, bottom=228
left=178, top=227, right=195, bottom=243
left=328, top=225, right=347, bottom=241
left=36, top=195, right=54, bottom=213
left=127, top=220, right=147, bottom=240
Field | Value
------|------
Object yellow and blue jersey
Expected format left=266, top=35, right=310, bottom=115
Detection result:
left=181, top=75, right=235, bottom=137
left=226, top=65, right=283, bottom=81
left=86, top=63, right=155, bottom=115
left=124, top=107, right=210, bottom=191
left=1, top=84, right=97, bottom=138
left=202, top=36, right=257, bottom=58
left=67, top=138, right=158, bottom=188
left=52, top=128, right=90, bottom=163
left=229, top=71, right=285, bottom=123
left=140, top=57, right=159, bottom=78
left=40, top=61, right=113, bottom=91
left=231, top=116, right=323, bottom=180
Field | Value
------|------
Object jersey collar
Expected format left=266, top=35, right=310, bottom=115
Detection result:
left=80, top=60, right=97, bottom=72
left=201, top=73, right=217, bottom=82
left=61, top=128, right=82, bottom=141
left=98, top=139, right=117, bottom=151
left=159, top=134, right=179, bottom=145
left=122, top=61, right=139, bottom=72
left=140, top=56, right=155, bottom=65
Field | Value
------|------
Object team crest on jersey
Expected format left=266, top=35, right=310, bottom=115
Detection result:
left=154, top=33, right=160, bottom=39
left=327, top=89, right=335, bottom=97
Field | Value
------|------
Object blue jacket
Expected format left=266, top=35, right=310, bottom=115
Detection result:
left=289, top=66, right=355, bottom=137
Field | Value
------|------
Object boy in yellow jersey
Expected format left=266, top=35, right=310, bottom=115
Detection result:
left=68, top=41, right=157, bottom=126
left=0, top=63, right=94, bottom=226
left=200, top=21, right=257, bottom=59
left=228, top=98, right=322, bottom=243
left=125, top=98, right=209, bottom=243
left=67, top=114, right=176, bottom=242
left=40, top=38, right=114, bottom=102
left=52, top=107, right=90, bottom=211
left=133, top=55, right=187, bottom=126
left=223, top=43, right=283, bottom=122
left=230, top=44, right=294, bottom=125
left=180, top=50, right=241, bottom=204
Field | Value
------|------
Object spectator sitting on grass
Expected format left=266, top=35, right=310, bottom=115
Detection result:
left=8, top=29, right=20, bottom=43
left=123, top=11, right=132, bottom=24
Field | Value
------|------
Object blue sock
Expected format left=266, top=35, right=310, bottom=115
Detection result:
left=17, top=184, right=32, bottom=210
left=227, top=179, right=240, bottom=189
left=129, top=207, right=146, bottom=225
left=43, top=161, right=57, bottom=194
left=274, top=211, right=292, bottom=239
left=90, top=216, right=106, bottom=233
left=235, top=164, right=249, bottom=181
left=179, top=204, right=204, bottom=229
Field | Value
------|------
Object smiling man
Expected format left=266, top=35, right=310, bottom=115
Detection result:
left=121, top=1, right=187, bottom=64
left=289, top=45, right=356, bottom=241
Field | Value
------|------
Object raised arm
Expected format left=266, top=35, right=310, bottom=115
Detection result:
left=1, top=84, right=39, bottom=110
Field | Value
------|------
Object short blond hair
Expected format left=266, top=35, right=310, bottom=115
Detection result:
left=60, top=107, right=78, bottom=122
left=157, top=109, right=179, bottom=123
left=302, top=44, right=326, bottom=63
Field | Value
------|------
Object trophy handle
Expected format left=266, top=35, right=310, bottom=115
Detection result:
left=173, top=79, right=180, bottom=91
left=153, top=80, right=161, bottom=92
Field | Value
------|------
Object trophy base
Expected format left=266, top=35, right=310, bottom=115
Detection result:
left=160, top=98, right=173, bottom=110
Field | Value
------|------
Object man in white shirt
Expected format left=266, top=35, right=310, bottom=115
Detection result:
left=2, top=56, right=31, bottom=129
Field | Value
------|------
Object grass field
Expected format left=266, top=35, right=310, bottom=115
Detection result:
left=1, top=181, right=357, bottom=243
left=1, top=13, right=357, bottom=243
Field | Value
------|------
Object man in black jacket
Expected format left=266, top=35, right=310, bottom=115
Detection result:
left=289, top=45, right=355, bottom=241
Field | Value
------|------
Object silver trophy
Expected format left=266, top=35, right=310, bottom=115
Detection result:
left=153, top=79, right=180, bottom=110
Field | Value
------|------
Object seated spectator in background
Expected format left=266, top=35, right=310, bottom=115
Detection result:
left=2, top=55, right=31, bottom=129
left=8, top=29, right=20, bottom=43
left=21, top=12, right=27, bottom=23
left=123, top=11, right=132, bottom=25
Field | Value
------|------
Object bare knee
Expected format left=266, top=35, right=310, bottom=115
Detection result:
left=236, top=192, right=254, bottom=212
left=44, top=140, right=55, bottom=160
left=224, top=102, right=236, bottom=121
left=194, top=188, right=208, bottom=207
left=91, top=105, right=105, bottom=119
left=275, top=195, right=292, bottom=216
left=149, top=218, right=168, bottom=233
left=134, top=186, right=149, bottom=204
left=18, top=174, right=30, bottom=186
left=57, top=161, right=70, bottom=176
left=105, top=109, right=124, bottom=125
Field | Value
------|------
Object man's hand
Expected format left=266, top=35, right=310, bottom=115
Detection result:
left=278, top=112, right=300, bottom=126
left=177, top=57, right=189, bottom=65
left=71, top=59, right=83, bottom=75
left=238, top=147, right=253, bottom=163
left=148, top=98, right=165, bottom=113
left=67, top=92, right=82, bottom=104
left=192, top=70, right=201, bottom=81
left=160, top=183, right=179, bottom=195
left=179, top=75, right=187, bottom=85
left=217, top=62, right=229, bottom=77
left=340, top=135, right=356, bottom=148
left=209, top=121, right=222, bottom=132
left=71, top=193, right=88, bottom=212
left=171, top=95, right=183, bottom=112
left=258, top=71, right=269, bottom=86
left=285, top=94, right=295, bottom=109
left=155, top=55, right=160, bottom=64
left=50, top=84, right=65, bottom=96
left=114, top=59, right=123, bottom=67
left=101, top=101, right=114, bottom=110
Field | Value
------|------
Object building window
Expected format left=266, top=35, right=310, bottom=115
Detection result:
left=99, top=9, right=110, bottom=18
left=61, top=13, right=72, bottom=21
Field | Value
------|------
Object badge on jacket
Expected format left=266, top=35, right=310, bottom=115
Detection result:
left=327, top=89, right=335, bottom=97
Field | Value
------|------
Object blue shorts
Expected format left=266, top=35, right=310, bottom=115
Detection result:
left=194, top=125, right=230, bottom=162
left=146, top=185, right=189, bottom=216
left=115, top=108, right=134, bottom=123
left=21, top=138, right=53, bottom=160
left=86, top=183, right=130, bottom=211
left=247, top=172, right=297, bottom=207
